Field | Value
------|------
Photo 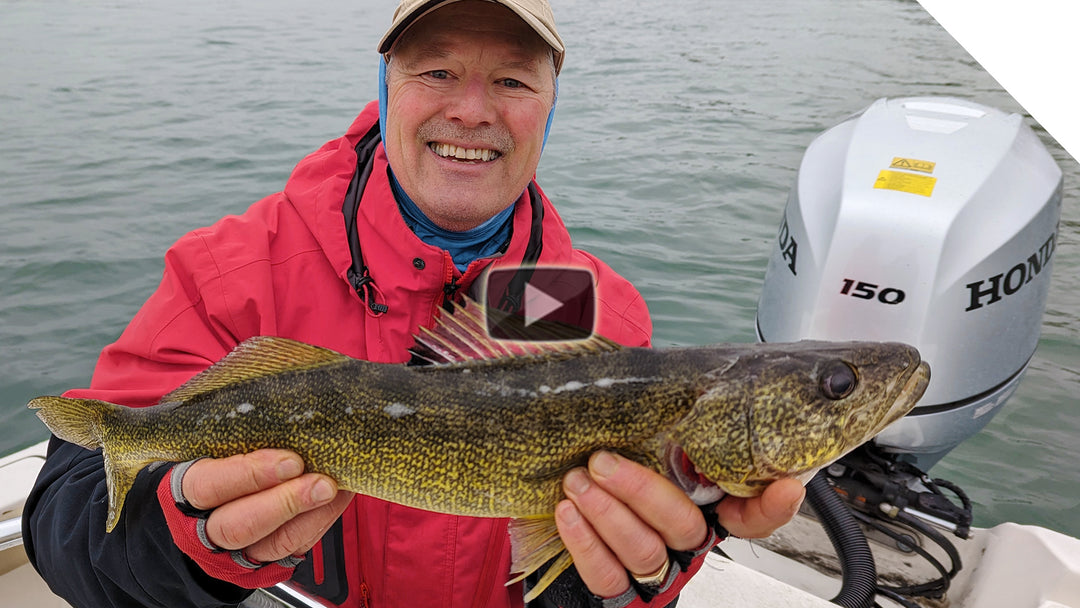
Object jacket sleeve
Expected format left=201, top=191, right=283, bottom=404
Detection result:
left=23, top=437, right=253, bottom=608
left=597, top=525, right=721, bottom=608
left=22, top=227, right=268, bottom=608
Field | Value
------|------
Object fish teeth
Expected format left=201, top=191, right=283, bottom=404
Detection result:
left=430, top=142, right=498, bottom=161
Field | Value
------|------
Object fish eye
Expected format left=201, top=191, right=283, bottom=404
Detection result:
left=820, top=361, right=858, bottom=400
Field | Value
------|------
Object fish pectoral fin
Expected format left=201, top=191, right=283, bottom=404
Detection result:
left=508, top=515, right=574, bottom=602
left=162, top=337, right=354, bottom=403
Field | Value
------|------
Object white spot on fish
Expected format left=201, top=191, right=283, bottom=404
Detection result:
left=384, top=403, right=416, bottom=418
left=227, top=402, right=255, bottom=418
left=344, top=406, right=354, bottom=415
left=551, top=381, right=585, bottom=394
left=287, top=410, right=317, bottom=423
left=595, top=376, right=662, bottom=387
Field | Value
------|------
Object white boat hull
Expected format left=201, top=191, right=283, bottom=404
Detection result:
left=681, top=516, right=1080, bottom=608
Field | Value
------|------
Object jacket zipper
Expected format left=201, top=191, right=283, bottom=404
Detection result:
left=440, top=251, right=461, bottom=312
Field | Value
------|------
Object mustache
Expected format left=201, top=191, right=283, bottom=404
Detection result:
left=416, top=120, right=515, bottom=153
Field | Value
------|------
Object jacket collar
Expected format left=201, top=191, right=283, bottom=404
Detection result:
left=282, top=100, right=575, bottom=310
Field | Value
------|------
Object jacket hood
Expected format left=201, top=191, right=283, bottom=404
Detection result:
left=281, top=101, right=385, bottom=285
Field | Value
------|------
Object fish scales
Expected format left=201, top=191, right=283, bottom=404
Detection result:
left=30, top=299, right=930, bottom=599
left=165, top=347, right=720, bottom=517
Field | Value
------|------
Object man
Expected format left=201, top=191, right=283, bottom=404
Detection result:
left=24, top=1, right=805, bottom=606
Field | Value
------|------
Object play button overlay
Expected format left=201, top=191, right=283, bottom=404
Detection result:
left=484, top=266, right=595, bottom=341
left=524, top=282, right=565, bottom=327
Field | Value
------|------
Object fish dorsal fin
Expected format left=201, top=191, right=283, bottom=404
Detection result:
left=161, top=336, right=352, bottom=403
left=409, top=297, right=622, bottom=365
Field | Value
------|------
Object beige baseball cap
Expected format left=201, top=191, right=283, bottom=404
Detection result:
left=378, top=0, right=565, bottom=74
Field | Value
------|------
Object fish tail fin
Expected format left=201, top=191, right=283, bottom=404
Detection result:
left=509, top=515, right=576, bottom=602
left=29, top=396, right=140, bottom=533
left=28, top=395, right=114, bottom=450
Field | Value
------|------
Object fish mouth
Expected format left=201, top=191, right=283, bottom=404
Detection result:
left=428, top=142, right=502, bottom=162
left=880, top=359, right=931, bottom=430
left=666, top=444, right=726, bottom=505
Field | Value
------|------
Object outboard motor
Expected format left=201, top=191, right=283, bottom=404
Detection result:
left=752, top=97, right=1063, bottom=607
left=756, top=96, right=1062, bottom=469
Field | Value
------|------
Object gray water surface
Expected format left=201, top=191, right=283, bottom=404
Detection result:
left=2, top=0, right=1077, bottom=537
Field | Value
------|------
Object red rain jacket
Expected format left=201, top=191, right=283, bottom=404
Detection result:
left=29, top=101, right=715, bottom=608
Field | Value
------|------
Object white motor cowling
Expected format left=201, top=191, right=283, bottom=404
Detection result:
left=755, top=97, right=1063, bottom=469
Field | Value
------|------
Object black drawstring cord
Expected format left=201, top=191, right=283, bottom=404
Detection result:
left=348, top=267, right=389, bottom=316
left=342, top=123, right=388, bottom=317
left=493, top=182, right=545, bottom=315
left=497, top=290, right=521, bottom=313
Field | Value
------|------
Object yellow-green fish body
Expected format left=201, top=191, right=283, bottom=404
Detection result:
left=30, top=300, right=929, bottom=599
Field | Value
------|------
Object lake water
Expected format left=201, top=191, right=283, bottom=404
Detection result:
left=2, top=0, right=1078, bottom=538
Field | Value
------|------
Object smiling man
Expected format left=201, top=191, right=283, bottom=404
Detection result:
left=24, top=1, right=804, bottom=607
left=382, top=1, right=557, bottom=232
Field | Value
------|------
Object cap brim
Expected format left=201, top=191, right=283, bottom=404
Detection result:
left=378, top=0, right=564, bottom=74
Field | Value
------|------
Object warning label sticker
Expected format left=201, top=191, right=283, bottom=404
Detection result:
left=889, top=157, right=936, bottom=174
left=874, top=170, right=937, bottom=197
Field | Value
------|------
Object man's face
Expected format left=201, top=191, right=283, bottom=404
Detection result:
left=384, top=1, right=556, bottom=231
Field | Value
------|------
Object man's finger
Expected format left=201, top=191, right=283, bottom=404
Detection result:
left=554, top=499, right=629, bottom=599
left=244, top=490, right=355, bottom=563
left=562, top=466, right=669, bottom=579
left=205, top=473, right=340, bottom=551
left=182, top=449, right=306, bottom=511
left=585, top=451, right=706, bottom=551
left=715, top=477, right=805, bottom=539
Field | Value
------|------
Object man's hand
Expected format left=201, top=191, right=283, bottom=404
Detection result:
left=180, top=449, right=354, bottom=564
left=555, top=451, right=805, bottom=598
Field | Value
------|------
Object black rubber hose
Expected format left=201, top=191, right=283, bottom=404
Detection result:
left=806, top=471, right=878, bottom=608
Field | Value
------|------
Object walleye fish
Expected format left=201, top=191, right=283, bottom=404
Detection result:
left=30, top=299, right=929, bottom=599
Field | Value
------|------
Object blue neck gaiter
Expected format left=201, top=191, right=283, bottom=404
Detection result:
left=390, top=171, right=515, bottom=272
left=378, top=55, right=558, bottom=272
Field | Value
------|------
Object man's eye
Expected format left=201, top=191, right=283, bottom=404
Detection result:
left=427, top=70, right=449, bottom=79
left=500, top=78, right=524, bottom=89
